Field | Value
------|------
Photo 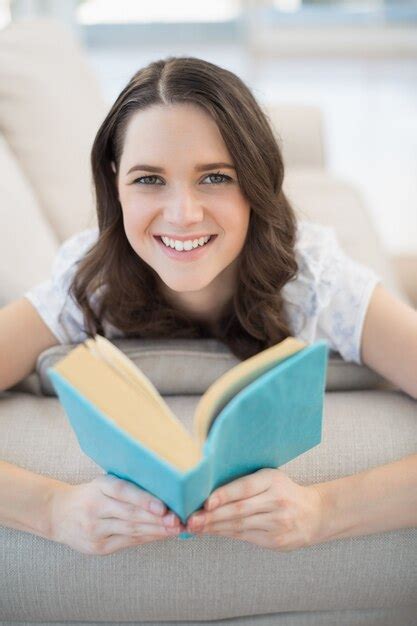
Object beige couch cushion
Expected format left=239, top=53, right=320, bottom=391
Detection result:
left=0, top=133, right=58, bottom=306
left=0, top=17, right=104, bottom=243
left=0, top=387, right=416, bottom=621
left=28, top=338, right=395, bottom=398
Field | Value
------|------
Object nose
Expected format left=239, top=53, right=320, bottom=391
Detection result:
left=162, top=185, right=204, bottom=228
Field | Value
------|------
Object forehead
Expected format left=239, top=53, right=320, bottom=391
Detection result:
left=121, top=103, right=230, bottom=158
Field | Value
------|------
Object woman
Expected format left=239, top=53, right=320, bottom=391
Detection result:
left=1, top=56, right=416, bottom=555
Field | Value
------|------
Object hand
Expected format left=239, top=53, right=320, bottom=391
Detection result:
left=48, top=474, right=186, bottom=555
left=185, top=468, right=324, bottom=551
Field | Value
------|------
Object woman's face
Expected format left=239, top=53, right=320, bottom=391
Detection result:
left=114, top=102, right=251, bottom=322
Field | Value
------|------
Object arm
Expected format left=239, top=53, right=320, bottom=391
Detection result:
left=184, top=456, right=417, bottom=550
left=0, top=297, right=62, bottom=538
left=0, top=460, right=64, bottom=540
left=360, top=282, right=417, bottom=399
left=0, top=297, right=59, bottom=392
left=0, top=299, right=176, bottom=551
left=186, top=284, right=417, bottom=549
left=312, top=453, right=417, bottom=544
left=313, top=284, right=417, bottom=542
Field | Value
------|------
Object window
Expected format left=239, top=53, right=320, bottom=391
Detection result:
left=0, top=0, right=10, bottom=28
left=270, top=1, right=417, bottom=25
left=77, top=0, right=241, bottom=24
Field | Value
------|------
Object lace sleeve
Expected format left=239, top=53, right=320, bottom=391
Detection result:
left=23, top=228, right=99, bottom=344
left=282, top=221, right=382, bottom=364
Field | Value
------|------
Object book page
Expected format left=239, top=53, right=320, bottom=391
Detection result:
left=193, top=337, right=307, bottom=447
left=52, top=344, right=202, bottom=472
left=85, top=336, right=169, bottom=416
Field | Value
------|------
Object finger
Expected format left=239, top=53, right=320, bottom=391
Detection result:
left=98, top=518, right=177, bottom=538
left=205, top=469, right=271, bottom=511
left=199, top=512, right=277, bottom=535
left=101, top=499, right=183, bottom=529
left=98, top=475, right=167, bottom=515
left=191, top=491, right=274, bottom=529
left=99, top=498, right=169, bottom=524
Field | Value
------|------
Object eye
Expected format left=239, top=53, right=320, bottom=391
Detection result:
left=132, top=171, right=233, bottom=186
left=133, top=175, right=164, bottom=185
left=202, top=171, right=233, bottom=185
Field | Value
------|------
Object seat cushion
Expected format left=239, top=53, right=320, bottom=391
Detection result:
left=0, top=387, right=416, bottom=621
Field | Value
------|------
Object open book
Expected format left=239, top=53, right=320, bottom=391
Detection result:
left=47, top=335, right=329, bottom=539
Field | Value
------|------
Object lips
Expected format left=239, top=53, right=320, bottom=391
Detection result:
left=156, top=235, right=212, bottom=246
left=155, top=234, right=215, bottom=241
left=154, top=234, right=217, bottom=261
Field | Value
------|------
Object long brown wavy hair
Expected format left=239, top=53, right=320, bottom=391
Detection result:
left=69, top=56, right=303, bottom=361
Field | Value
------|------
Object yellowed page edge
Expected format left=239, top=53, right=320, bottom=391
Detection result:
left=53, top=345, right=201, bottom=472
left=85, top=335, right=194, bottom=444
left=193, top=337, right=307, bottom=447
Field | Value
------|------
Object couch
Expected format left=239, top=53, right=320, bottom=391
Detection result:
left=0, top=17, right=416, bottom=626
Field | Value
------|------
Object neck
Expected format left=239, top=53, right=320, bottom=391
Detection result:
left=159, top=263, right=237, bottom=329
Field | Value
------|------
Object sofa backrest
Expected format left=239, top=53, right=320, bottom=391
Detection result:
left=33, top=337, right=396, bottom=397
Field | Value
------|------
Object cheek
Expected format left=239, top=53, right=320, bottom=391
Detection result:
left=233, top=211, right=250, bottom=253
left=121, top=197, right=154, bottom=233
left=227, top=204, right=250, bottom=239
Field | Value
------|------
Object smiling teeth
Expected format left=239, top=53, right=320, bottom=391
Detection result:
left=161, top=235, right=211, bottom=251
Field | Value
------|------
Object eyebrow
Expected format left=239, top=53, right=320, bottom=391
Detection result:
left=126, top=162, right=236, bottom=175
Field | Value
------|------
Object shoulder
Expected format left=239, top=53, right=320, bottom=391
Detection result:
left=282, top=219, right=382, bottom=364
left=293, top=219, right=342, bottom=272
left=23, top=226, right=101, bottom=344
left=282, top=219, right=343, bottom=313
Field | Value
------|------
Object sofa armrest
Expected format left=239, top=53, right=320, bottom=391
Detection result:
left=391, top=254, right=417, bottom=309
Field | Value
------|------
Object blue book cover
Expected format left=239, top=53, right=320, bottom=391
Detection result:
left=47, top=336, right=328, bottom=540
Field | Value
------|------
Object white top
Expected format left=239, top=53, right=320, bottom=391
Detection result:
left=24, top=220, right=382, bottom=365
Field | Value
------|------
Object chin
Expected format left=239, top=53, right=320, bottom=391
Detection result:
left=164, top=280, right=211, bottom=293
left=158, top=273, right=214, bottom=293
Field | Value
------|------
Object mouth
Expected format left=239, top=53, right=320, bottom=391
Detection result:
left=153, top=234, right=218, bottom=262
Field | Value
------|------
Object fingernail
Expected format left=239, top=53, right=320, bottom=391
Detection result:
left=163, top=513, right=177, bottom=526
left=190, top=513, right=204, bottom=527
left=150, top=501, right=165, bottom=515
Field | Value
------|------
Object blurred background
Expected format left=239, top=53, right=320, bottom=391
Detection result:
left=1, top=0, right=416, bottom=258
